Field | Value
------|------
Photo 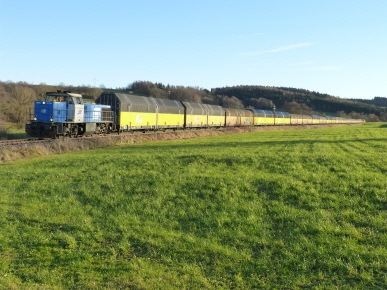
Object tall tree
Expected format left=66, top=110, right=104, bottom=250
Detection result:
left=248, top=97, right=275, bottom=110
left=2, top=84, right=37, bottom=129
left=221, top=96, right=244, bottom=109
left=282, top=101, right=313, bottom=114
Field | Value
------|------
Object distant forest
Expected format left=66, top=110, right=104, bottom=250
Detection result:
left=0, top=80, right=386, bottom=129
left=348, top=97, right=387, bottom=107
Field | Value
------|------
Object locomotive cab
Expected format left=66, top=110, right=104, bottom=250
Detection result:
left=45, top=92, right=84, bottom=105
left=45, top=92, right=84, bottom=122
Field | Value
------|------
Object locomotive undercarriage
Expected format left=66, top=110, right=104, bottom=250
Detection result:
left=26, top=121, right=113, bottom=138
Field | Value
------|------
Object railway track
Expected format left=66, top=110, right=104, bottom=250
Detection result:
left=0, top=129, right=185, bottom=148
left=0, top=138, right=53, bottom=148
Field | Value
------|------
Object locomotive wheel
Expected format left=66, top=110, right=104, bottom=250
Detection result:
left=69, top=125, right=78, bottom=138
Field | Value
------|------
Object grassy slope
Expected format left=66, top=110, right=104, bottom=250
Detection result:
left=1, top=123, right=387, bottom=288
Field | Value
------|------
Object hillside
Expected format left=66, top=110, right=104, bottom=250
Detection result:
left=0, top=81, right=385, bottom=131
left=349, top=96, right=387, bottom=107
left=1, top=123, right=387, bottom=288
left=212, top=85, right=387, bottom=120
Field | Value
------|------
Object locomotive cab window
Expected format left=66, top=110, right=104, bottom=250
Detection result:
left=74, top=97, right=83, bottom=104
left=46, top=95, right=70, bottom=102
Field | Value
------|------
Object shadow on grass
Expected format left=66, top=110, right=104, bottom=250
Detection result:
left=118, top=137, right=387, bottom=152
left=0, top=131, right=28, bottom=140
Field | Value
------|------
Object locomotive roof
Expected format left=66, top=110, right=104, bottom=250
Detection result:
left=46, top=91, right=82, bottom=98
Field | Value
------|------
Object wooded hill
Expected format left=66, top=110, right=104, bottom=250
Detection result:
left=348, top=96, right=387, bottom=108
left=212, top=86, right=386, bottom=121
left=1, top=81, right=386, bottom=129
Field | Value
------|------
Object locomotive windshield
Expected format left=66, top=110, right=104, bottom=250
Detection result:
left=45, top=95, right=71, bottom=102
left=45, top=94, right=83, bottom=104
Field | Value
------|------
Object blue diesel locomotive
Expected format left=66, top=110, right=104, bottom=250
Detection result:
left=26, top=91, right=115, bottom=138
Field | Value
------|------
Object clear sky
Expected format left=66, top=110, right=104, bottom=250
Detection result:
left=1, top=0, right=386, bottom=99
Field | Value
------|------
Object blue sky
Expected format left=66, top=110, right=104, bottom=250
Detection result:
left=1, top=0, right=386, bottom=99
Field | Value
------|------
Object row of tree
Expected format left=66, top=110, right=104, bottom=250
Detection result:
left=0, top=81, right=103, bottom=128
left=1, top=80, right=386, bottom=129
left=213, top=86, right=387, bottom=116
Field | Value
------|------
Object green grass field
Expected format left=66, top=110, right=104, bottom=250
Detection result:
left=1, top=123, right=387, bottom=288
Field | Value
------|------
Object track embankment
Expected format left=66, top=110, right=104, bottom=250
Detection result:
left=0, top=124, right=359, bottom=163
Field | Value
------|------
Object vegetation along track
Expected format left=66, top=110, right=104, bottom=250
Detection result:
left=0, top=138, right=53, bottom=148
left=0, top=130, right=167, bottom=148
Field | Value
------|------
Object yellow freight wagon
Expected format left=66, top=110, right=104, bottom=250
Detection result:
left=311, top=115, right=321, bottom=124
left=264, top=111, right=276, bottom=125
left=225, top=108, right=239, bottom=126
left=97, top=93, right=158, bottom=130
left=182, top=102, right=208, bottom=128
left=205, top=104, right=225, bottom=127
left=302, top=115, right=313, bottom=125
left=251, top=109, right=266, bottom=125
left=274, top=111, right=291, bottom=125
left=96, top=92, right=184, bottom=130
left=241, top=110, right=254, bottom=126
left=152, top=98, right=185, bottom=129
left=325, top=116, right=333, bottom=124
left=224, top=109, right=252, bottom=126
left=120, top=112, right=157, bottom=129
left=251, top=109, right=275, bottom=125
left=290, top=114, right=303, bottom=125
left=225, top=109, right=253, bottom=127
left=251, top=110, right=276, bottom=125
left=326, top=116, right=338, bottom=124
left=157, top=113, right=184, bottom=128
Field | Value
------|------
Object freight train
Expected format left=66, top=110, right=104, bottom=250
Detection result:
left=26, top=91, right=365, bottom=138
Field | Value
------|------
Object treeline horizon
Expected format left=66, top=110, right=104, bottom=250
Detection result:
left=1, top=80, right=386, bottom=129
left=349, top=96, right=387, bottom=107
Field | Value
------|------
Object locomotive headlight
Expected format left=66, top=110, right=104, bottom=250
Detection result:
left=34, top=115, right=37, bottom=121
left=50, top=116, right=53, bottom=122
